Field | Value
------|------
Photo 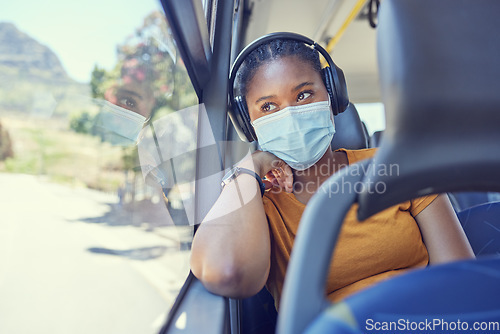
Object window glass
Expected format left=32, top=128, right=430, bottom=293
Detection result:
left=0, top=1, right=197, bottom=333
left=355, top=102, right=386, bottom=135
left=202, top=0, right=212, bottom=11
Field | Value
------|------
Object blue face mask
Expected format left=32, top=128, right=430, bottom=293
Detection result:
left=251, top=100, right=335, bottom=171
left=94, top=100, right=147, bottom=146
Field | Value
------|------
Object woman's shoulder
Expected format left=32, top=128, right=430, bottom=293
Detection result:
left=336, top=148, right=377, bottom=164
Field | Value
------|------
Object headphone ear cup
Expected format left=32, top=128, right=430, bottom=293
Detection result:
left=321, top=65, right=349, bottom=115
left=234, top=96, right=257, bottom=142
left=321, top=67, right=337, bottom=115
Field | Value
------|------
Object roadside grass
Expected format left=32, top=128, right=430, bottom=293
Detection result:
left=0, top=115, right=126, bottom=192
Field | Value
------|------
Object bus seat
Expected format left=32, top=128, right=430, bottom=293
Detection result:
left=369, top=137, right=498, bottom=212
left=357, top=0, right=500, bottom=219
left=331, top=103, right=369, bottom=151
left=369, top=130, right=383, bottom=148
left=449, top=192, right=500, bottom=212
left=457, top=201, right=500, bottom=257
left=305, top=258, right=500, bottom=334
left=361, top=121, right=370, bottom=146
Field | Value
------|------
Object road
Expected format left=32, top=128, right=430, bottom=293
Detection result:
left=0, top=173, right=191, bottom=334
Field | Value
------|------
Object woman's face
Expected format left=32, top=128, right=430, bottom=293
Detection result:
left=105, top=80, right=155, bottom=119
left=245, top=56, right=330, bottom=123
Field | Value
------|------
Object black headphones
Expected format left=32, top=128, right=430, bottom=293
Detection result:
left=228, top=32, right=349, bottom=142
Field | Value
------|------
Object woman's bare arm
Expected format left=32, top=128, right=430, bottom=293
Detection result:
left=415, top=194, right=475, bottom=264
left=190, top=152, right=292, bottom=298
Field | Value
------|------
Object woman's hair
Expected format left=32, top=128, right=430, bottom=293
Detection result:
left=236, top=39, right=322, bottom=97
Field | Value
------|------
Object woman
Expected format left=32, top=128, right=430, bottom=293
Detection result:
left=190, top=35, right=474, bottom=308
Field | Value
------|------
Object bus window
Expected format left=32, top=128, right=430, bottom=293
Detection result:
left=0, top=1, right=197, bottom=333
left=355, top=102, right=385, bottom=136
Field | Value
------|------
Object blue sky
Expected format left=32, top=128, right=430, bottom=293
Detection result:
left=1, top=0, right=162, bottom=83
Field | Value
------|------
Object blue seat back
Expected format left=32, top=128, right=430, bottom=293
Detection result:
left=457, top=202, right=500, bottom=257
left=449, top=192, right=500, bottom=212
left=305, top=258, right=500, bottom=334
left=331, top=103, right=369, bottom=151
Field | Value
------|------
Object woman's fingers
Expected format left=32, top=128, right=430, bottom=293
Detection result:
left=263, top=170, right=277, bottom=189
left=263, top=179, right=274, bottom=190
left=268, top=166, right=294, bottom=193
left=249, top=151, right=294, bottom=193
left=282, top=164, right=294, bottom=193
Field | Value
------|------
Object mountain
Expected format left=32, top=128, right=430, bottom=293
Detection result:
left=0, top=22, right=67, bottom=79
left=0, top=22, right=90, bottom=116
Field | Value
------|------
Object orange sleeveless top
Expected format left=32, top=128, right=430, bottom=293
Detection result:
left=262, top=148, right=437, bottom=308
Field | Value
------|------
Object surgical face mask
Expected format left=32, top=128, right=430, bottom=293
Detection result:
left=251, top=100, right=335, bottom=171
left=94, top=100, right=146, bottom=146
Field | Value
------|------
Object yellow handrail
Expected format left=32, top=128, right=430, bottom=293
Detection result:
left=325, top=0, right=368, bottom=53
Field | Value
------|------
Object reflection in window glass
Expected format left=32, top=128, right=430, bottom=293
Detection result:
left=0, top=3, right=197, bottom=334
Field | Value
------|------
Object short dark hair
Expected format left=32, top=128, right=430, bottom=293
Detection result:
left=236, top=39, right=322, bottom=97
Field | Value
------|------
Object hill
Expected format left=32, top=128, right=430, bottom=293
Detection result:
left=0, top=22, right=90, bottom=117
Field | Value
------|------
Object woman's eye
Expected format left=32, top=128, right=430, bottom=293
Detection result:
left=297, top=91, right=312, bottom=102
left=261, top=102, right=277, bottom=113
left=119, top=97, right=137, bottom=109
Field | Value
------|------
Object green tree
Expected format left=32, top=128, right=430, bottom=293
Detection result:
left=90, top=65, right=107, bottom=99
left=69, top=111, right=94, bottom=134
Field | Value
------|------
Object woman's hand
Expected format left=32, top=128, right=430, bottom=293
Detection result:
left=240, top=150, right=294, bottom=193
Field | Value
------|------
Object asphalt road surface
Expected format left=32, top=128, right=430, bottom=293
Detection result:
left=0, top=173, right=191, bottom=334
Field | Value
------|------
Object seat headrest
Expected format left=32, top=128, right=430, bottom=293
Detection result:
left=331, top=103, right=369, bottom=151
left=358, top=0, right=500, bottom=220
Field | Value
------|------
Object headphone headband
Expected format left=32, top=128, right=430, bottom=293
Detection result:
left=228, top=32, right=349, bottom=142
